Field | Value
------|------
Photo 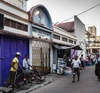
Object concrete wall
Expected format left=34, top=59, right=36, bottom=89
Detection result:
left=74, top=16, right=86, bottom=57
left=53, top=26, right=77, bottom=46
left=0, top=1, right=28, bottom=19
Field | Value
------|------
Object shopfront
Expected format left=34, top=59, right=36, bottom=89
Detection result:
left=52, top=44, right=82, bottom=73
left=28, top=4, right=53, bottom=73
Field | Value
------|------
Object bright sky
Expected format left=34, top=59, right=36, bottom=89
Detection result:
left=27, top=0, right=100, bottom=36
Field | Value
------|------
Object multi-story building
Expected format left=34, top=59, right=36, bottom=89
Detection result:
left=85, top=26, right=100, bottom=55
left=0, top=0, right=29, bottom=85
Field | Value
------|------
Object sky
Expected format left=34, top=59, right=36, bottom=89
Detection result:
left=27, top=0, right=100, bottom=36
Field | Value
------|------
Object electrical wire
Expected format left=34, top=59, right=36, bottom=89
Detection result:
left=59, top=3, right=100, bottom=23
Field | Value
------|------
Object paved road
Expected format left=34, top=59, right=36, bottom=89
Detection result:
left=25, top=66, right=100, bottom=93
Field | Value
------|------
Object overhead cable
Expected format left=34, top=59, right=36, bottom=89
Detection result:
left=59, top=3, right=100, bottom=23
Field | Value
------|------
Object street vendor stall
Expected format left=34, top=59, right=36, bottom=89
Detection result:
left=54, top=44, right=83, bottom=75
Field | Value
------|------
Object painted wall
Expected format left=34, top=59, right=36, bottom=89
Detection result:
left=53, top=26, right=77, bottom=46
left=0, top=1, right=28, bottom=19
left=74, top=16, right=86, bottom=58
left=0, top=35, right=29, bottom=86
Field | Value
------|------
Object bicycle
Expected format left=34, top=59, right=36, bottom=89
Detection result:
left=15, top=69, right=32, bottom=90
left=31, top=66, right=46, bottom=84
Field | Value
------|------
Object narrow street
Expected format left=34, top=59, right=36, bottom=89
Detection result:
left=26, top=66, right=100, bottom=93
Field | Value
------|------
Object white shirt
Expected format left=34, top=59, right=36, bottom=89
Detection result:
left=72, top=59, right=81, bottom=68
left=95, top=57, right=100, bottom=64
left=23, top=58, right=30, bottom=70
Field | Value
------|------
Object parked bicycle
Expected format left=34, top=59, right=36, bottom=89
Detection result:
left=31, top=66, right=46, bottom=84
left=15, top=69, right=32, bottom=90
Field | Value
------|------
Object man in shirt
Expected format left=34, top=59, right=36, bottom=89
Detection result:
left=23, top=54, right=32, bottom=70
left=5, top=52, right=22, bottom=90
left=71, top=55, right=81, bottom=83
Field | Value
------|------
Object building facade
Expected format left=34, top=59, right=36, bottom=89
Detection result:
left=85, top=26, right=100, bottom=55
left=28, top=4, right=53, bottom=74
left=0, top=0, right=29, bottom=86
left=56, top=16, right=86, bottom=58
left=0, top=0, right=86, bottom=86
left=52, top=25, right=77, bottom=73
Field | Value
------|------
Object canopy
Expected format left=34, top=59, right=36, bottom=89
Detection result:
left=53, top=44, right=82, bottom=50
left=69, top=45, right=83, bottom=50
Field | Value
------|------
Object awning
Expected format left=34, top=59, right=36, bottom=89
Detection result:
left=69, top=45, right=83, bottom=50
left=53, top=44, right=70, bottom=50
left=53, top=44, right=82, bottom=50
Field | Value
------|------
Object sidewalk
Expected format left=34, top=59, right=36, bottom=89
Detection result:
left=17, top=73, right=61, bottom=93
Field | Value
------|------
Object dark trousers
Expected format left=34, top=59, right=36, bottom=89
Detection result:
left=5, top=71, right=16, bottom=89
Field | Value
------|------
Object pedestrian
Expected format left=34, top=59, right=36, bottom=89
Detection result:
left=95, top=54, right=100, bottom=81
left=80, top=54, right=85, bottom=69
left=66, top=56, right=71, bottom=67
left=71, top=55, right=81, bottom=83
left=23, top=54, right=32, bottom=70
left=5, top=52, right=22, bottom=90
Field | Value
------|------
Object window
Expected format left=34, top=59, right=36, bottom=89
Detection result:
left=11, top=20, right=16, bottom=28
left=4, top=18, right=28, bottom=31
left=22, top=25, right=28, bottom=31
left=4, top=18, right=10, bottom=26
left=69, top=39, right=73, bottom=43
left=62, top=37, right=68, bottom=42
left=53, top=34, right=60, bottom=40
left=74, top=41, right=76, bottom=44
left=17, top=23, right=22, bottom=30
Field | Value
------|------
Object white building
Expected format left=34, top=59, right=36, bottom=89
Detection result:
left=57, top=16, right=86, bottom=58
left=0, top=0, right=30, bottom=86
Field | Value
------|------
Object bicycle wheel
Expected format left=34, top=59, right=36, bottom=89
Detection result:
left=31, top=72, right=37, bottom=84
left=40, top=71, right=46, bottom=82
left=36, top=71, right=46, bottom=84
left=35, top=72, right=42, bottom=84
left=17, top=73, right=32, bottom=90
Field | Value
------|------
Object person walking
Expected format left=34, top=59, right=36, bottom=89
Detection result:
left=71, top=55, right=81, bottom=83
left=66, top=56, right=72, bottom=67
left=80, top=54, right=84, bottom=69
left=95, top=54, right=100, bottom=81
left=5, top=52, right=22, bottom=90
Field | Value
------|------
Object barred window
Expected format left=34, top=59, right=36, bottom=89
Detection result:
left=17, top=23, right=22, bottom=30
left=22, top=25, right=27, bottom=31
left=53, top=34, right=60, bottom=40
left=4, top=17, right=28, bottom=31
left=62, top=37, right=68, bottom=42
left=11, top=20, right=16, bottom=28
left=4, top=18, right=10, bottom=27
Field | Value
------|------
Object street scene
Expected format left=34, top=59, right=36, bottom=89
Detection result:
left=1, top=65, right=99, bottom=93
left=18, top=66, right=99, bottom=93
left=0, top=0, right=100, bottom=93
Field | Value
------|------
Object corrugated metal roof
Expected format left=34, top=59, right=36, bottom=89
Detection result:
left=56, top=21, right=75, bottom=32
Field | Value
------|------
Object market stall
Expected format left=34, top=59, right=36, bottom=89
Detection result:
left=53, top=44, right=83, bottom=75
